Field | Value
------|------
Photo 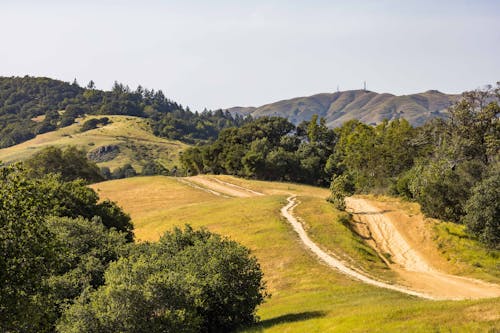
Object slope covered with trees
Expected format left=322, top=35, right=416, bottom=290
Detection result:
left=227, top=89, right=457, bottom=128
left=0, top=76, right=249, bottom=148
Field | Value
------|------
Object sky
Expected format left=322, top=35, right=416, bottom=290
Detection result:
left=1, top=0, right=499, bottom=111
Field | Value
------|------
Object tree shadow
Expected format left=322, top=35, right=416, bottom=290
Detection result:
left=251, top=311, right=326, bottom=330
left=353, top=209, right=393, bottom=215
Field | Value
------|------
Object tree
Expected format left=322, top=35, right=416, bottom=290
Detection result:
left=0, top=163, right=133, bottom=331
left=142, top=160, right=169, bottom=176
left=25, top=146, right=104, bottom=184
left=0, top=164, right=59, bottom=331
left=45, top=216, right=129, bottom=326
left=58, top=226, right=268, bottom=333
left=328, top=174, right=355, bottom=210
left=112, top=164, right=137, bottom=179
left=462, top=164, right=500, bottom=248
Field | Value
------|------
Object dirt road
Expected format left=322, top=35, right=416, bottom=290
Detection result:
left=281, top=196, right=437, bottom=299
left=178, top=176, right=500, bottom=300
left=183, top=176, right=264, bottom=198
left=346, top=197, right=500, bottom=300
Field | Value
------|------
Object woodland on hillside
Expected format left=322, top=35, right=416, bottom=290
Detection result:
left=0, top=76, right=249, bottom=148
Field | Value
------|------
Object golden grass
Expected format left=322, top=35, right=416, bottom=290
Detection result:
left=91, top=175, right=500, bottom=332
left=0, top=115, right=188, bottom=171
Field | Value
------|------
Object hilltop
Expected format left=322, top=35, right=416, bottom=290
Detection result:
left=0, top=115, right=188, bottom=172
left=91, top=175, right=500, bottom=332
left=227, top=89, right=458, bottom=127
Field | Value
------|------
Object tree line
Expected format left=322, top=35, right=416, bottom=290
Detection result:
left=0, top=76, right=250, bottom=148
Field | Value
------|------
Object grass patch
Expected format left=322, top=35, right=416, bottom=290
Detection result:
left=433, top=222, right=500, bottom=283
left=294, top=195, right=395, bottom=281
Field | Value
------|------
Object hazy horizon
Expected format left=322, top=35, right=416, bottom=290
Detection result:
left=1, top=0, right=499, bottom=111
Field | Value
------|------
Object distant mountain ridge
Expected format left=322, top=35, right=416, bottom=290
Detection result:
left=226, top=89, right=460, bottom=127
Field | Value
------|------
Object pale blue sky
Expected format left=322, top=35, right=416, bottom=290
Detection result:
left=1, top=0, right=499, bottom=111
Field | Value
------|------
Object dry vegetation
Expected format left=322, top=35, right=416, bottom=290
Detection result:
left=0, top=115, right=187, bottom=172
left=91, top=175, right=500, bottom=332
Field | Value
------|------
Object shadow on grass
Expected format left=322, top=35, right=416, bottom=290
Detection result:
left=353, top=209, right=393, bottom=215
left=251, top=311, right=326, bottom=331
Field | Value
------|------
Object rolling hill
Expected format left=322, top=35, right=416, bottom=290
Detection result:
left=226, top=89, right=459, bottom=127
left=0, top=115, right=188, bottom=172
left=90, top=175, right=500, bottom=332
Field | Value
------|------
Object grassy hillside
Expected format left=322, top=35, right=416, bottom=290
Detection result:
left=91, top=175, right=499, bottom=332
left=227, top=89, right=458, bottom=127
left=0, top=115, right=188, bottom=172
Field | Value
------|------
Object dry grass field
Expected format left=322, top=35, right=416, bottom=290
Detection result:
left=90, top=175, right=500, bottom=332
left=0, top=115, right=187, bottom=172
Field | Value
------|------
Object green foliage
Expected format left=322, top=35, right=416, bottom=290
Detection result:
left=181, top=116, right=336, bottom=185
left=327, top=174, right=355, bottom=210
left=333, top=119, right=416, bottom=192
left=0, top=164, right=59, bottom=332
left=80, top=117, right=110, bottom=132
left=24, top=146, right=104, bottom=183
left=141, top=160, right=169, bottom=176
left=46, top=216, right=129, bottom=325
left=111, top=163, right=137, bottom=179
left=58, top=225, right=268, bottom=333
left=462, top=164, right=500, bottom=248
left=23, top=169, right=133, bottom=241
left=0, top=76, right=250, bottom=148
left=406, top=159, right=484, bottom=222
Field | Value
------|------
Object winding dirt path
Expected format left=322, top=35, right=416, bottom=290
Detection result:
left=345, top=197, right=500, bottom=300
left=177, top=176, right=500, bottom=300
left=281, top=196, right=437, bottom=299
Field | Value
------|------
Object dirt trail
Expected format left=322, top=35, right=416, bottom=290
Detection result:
left=281, top=196, right=437, bottom=299
left=176, top=178, right=231, bottom=198
left=176, top=176, right=500, bottom=300
left=184, top=176, right=263, bottom=198
left=345, top=197, right=500, bottom=300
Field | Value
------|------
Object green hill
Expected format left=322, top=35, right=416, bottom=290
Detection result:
left=227, top=89, right=458, bottom=127
left=0, top=115, right=188, bottom=172
left=0, top=76, right=248, bottom=148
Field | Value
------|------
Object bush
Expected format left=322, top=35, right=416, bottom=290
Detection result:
left=25, top=146, right=104, bottom=184
left=462, top=165, right=500, bottom=248
left=58, top=226, right=268, bottom=333
left=328, top=174, right=355, bottom=210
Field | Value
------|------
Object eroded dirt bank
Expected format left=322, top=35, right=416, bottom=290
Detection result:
left=346, top=197, right=500, bottom=300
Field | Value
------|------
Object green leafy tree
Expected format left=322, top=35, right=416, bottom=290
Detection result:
left=462, top=164, right=500, bottom=248
left=328, top=174, right=355, bottom=210
left=25, top=146, right=104, bottom=183
left=45, top=216, right=129, bottom=327
left=0, top=164, right=58, bottom=332
left=58, top=226, right=268, bottom=333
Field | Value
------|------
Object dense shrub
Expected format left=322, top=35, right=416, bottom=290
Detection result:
left=58, top=226, right=268, bottom=333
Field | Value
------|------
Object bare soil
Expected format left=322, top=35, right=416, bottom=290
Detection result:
left=178, top=176, right=500, bottom=300
left=346, top=197, right=500, bottom=300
